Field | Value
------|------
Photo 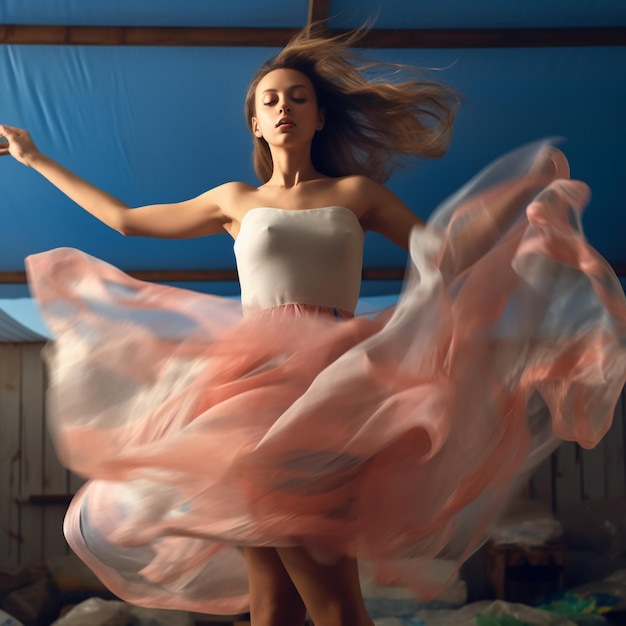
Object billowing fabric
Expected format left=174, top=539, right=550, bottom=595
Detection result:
left=25, top=140, right=626, bottom=615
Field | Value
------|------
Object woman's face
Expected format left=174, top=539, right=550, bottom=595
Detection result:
left=251, top=68, right=324, bottom=147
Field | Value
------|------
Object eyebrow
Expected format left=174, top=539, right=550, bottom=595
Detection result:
left=261, top=84, right=309, bottom=94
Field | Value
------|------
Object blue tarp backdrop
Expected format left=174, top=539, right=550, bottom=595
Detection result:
left=1, top=1, right=625, bottom=339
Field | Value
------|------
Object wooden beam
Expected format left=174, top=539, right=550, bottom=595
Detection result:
left=362, top=268, right=404, bottom=281
left=127, top=269, right=238, bottom=282
left=0, top=272, right=31, bottom=284
left=0, top=25, right=299, bottom=47
left=0, top=25, right=624, bottom=48
left=307, top=0, right=331, bottom=34
left=357, top=26, right=626, bottom=48
left=16, top=494, right=73, bottom=505
left=2, top=264, right=625, bottom=285
left=0, top=268, right=408, bottom=284
left=0, top=269, right=238, bottom=284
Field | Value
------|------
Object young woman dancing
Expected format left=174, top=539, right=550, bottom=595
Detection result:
left=1, top=29, right=625, bottom=626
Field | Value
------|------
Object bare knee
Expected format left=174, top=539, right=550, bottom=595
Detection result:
left=245, top=547, right=306, bottom=626
left=276, top=548, right=374, bottom=626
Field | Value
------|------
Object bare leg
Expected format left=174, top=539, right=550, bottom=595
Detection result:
left=277, top=547, right=374, bottom=626
left=245, top=547, right=307, bottom=626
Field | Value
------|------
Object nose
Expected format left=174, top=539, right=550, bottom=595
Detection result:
left=279, top=102, right=290, bottom=113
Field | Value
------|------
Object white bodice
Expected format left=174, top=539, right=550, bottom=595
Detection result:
left=234, top=206, right=364, bottom=314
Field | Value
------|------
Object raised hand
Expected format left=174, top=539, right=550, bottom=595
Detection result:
left=0, top=125, right=41, bottom=166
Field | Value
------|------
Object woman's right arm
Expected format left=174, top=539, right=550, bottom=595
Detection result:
left=0, top=125, right=230, bottom=239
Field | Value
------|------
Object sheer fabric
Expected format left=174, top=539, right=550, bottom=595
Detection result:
left=25, top=141, right=626, bottom=614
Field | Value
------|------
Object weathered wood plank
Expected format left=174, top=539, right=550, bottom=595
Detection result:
left=530, top=451, right=555, bottom=511
left=0, top=344, right=22, bottom=568
left=553, top=441, right=582, bottom=517
left=621, top=388, right=626, bottom=488
left=42, top=357, right=71, bottom=559
left=581, top=436, right=606, bottom=501
left=19, top=343, right=46, bottom=564
left=606, top=390, right=626, bottom=499
left=68, top=472, right=85, bottom=498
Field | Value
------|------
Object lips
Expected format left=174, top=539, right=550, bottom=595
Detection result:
left=276, top=117, right=295, bottom=128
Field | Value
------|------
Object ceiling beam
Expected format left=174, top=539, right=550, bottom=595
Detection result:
left=307, top=0, right=331, bottom=34
left=0, top=25, right=298, bottom=47
left=360, top=26, right=626, bottom=48
left=0, top=25, right=624, bottom=48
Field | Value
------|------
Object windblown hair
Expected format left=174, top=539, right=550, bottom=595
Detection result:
left=244, top=28, right=460, bottom=183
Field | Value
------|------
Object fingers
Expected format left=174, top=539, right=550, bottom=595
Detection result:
left=0, top=125, right=37, bottom=164
left=0, top=124, right=21, bottom=136
left=0, top=124, right=14, bottom=141
left=0, top=124, right=27, bottom=144
left=0, top=125, right=15, bottom=147
left=0, top=128, right=9, bottom=157
left=0, top=125, right=15, bottom=157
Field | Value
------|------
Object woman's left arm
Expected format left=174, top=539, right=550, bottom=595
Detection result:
left=356, top=177, right=424, bottom=251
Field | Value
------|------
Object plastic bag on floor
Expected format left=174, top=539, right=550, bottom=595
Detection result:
left=0, top=609, right=25, bottom=626
left=0, top=563, right=62, bottom=626
left=561, top=499, right=626, bottom=555
left=490, top=498, right=563, bottom=547
left=538, top=568, right=626, bottom=621
left=51, top=597, right=193, bottom=626
left=363, top=559, right=467, bottom=619
left=51, top=598, right=132, bottom=626
left=128, top=605, right=193, bottom=626
left=373, top=600, right=582, bottom=625
left=46, top=554, right=111, bottom=604
left=471, top=599, right=600, bottom=626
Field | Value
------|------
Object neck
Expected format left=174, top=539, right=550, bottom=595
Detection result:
left=264, top=146, right=323, bottom=188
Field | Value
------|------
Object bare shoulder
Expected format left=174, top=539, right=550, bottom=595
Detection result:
left=212, top=180, right=271, bottom=238
left=208, top=181, right=255, bottom=208
left=333, top=175, right=424, bottom=251
left=331, top=175, right=413, bottom=217
left=332, top=174, right=379, bottom=199
left=201, top=181, right=253, bottom=217
left=332, top=175, right=398, bottom=212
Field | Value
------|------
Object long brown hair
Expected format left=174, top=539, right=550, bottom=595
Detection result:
left=244, top=28, right=459, bottom=183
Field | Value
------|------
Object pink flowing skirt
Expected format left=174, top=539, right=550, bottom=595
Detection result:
left=25, top=141, right=626, bottom=615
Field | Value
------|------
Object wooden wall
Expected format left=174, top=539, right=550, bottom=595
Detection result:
left=530, top=392, right=626, bottom=516
left=0, top=342, right=82, bottom=569
left=1, top=341, right=625, bottom=569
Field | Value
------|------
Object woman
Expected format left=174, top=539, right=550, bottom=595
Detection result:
left=1, top=29, right=625, bottom=626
